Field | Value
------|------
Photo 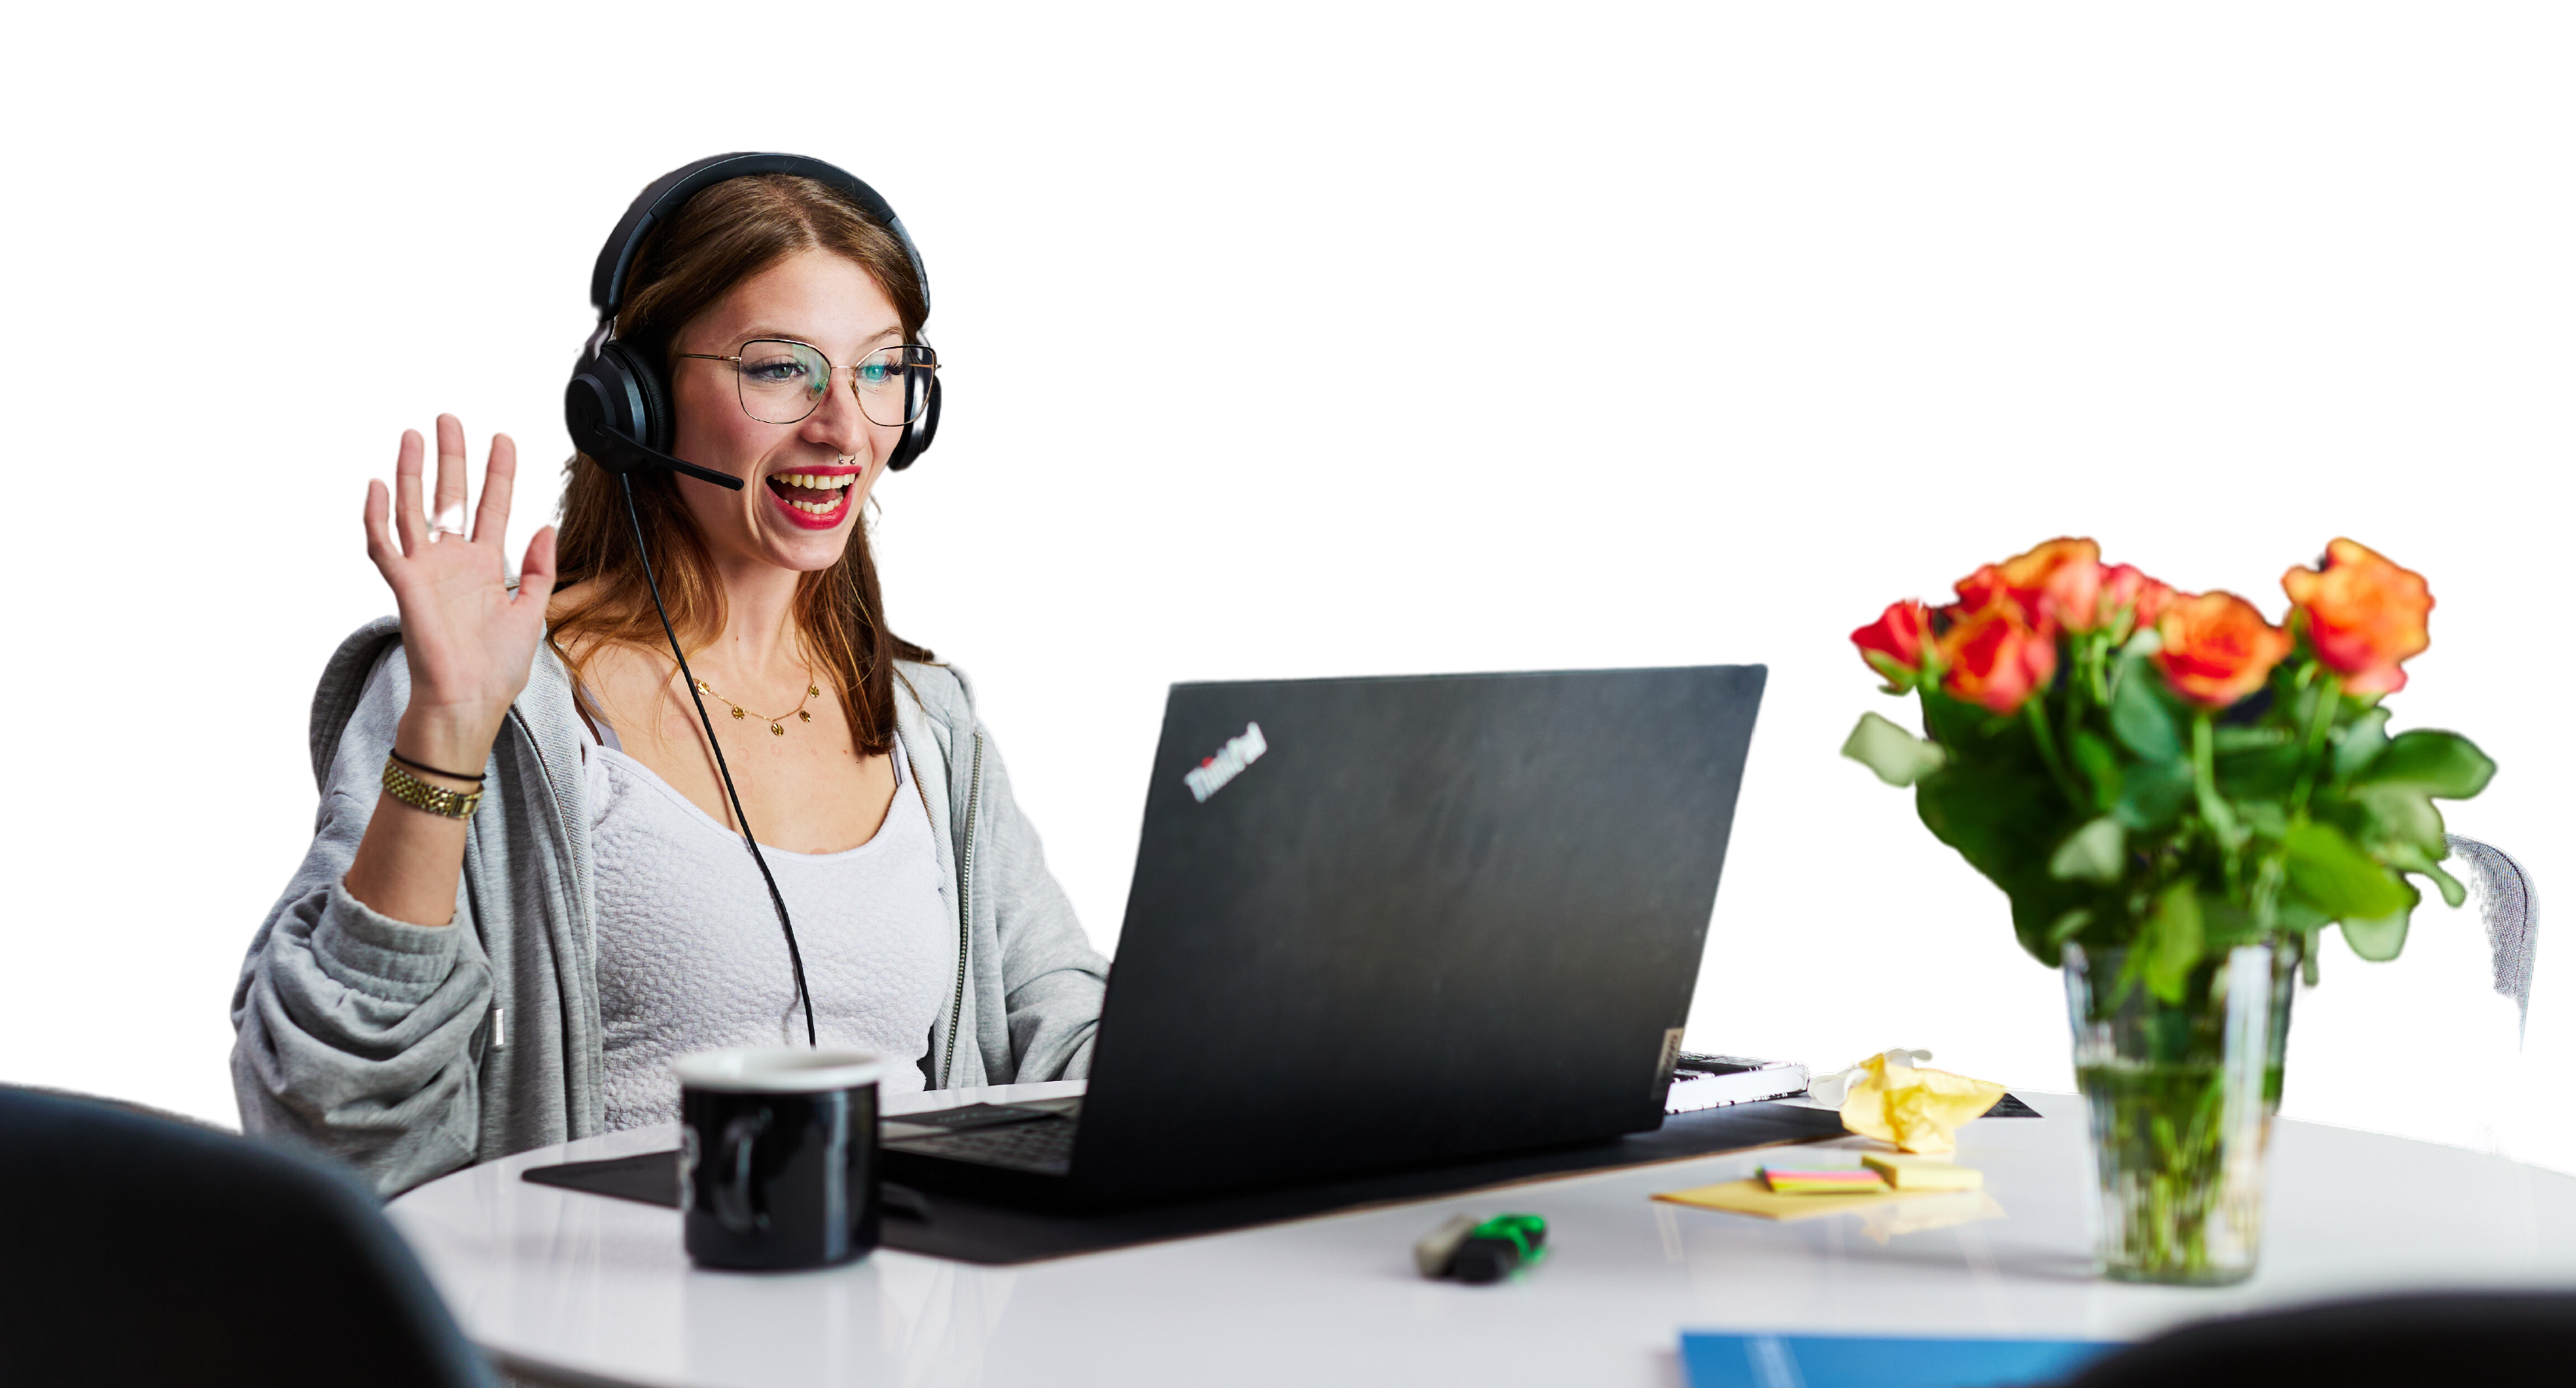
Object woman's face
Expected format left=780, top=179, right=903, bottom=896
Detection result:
left=668, top=249, right=909, bottom=573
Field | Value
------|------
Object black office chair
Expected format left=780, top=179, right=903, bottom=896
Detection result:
left=0, top=1086, right=501, bottom=1388
left=2062, top=1290, right=2576, bottom=1386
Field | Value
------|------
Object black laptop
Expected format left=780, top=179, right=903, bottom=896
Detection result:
left=881, top=664, right=1766, bottom=1207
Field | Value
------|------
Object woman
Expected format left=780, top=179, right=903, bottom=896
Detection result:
left=231, top=165, right=1106, bottom=1197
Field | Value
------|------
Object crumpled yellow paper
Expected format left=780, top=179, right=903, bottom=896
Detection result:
left=1827, top=1049, right=2006, bottom=1155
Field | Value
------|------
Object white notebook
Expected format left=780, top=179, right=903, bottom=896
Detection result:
left=1665, top=1054, right=1809, bottom=1114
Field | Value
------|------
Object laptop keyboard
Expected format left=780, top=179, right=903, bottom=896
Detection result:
left=890, top=1118, right=1076, bottom=1175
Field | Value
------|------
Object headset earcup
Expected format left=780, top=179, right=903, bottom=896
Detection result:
left=889, top=374, right=940, bottom=471
left=601, top=339, right=674, bottom=453
left=567, top=338, right=661, bottom=472
left=564, top=366, right=614, bottom=463
left=567, top=345, right=643, bottom=474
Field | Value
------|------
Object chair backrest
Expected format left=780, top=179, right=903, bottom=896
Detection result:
left=2064, top=1290, right=2576, bottom=1386
left=2446, top=834, right=2538, bottom=1039
left=0, top=1086, right=500, bottom=1388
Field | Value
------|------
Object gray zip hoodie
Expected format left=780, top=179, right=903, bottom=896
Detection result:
left=230, top=617, right=1107, bottom=1197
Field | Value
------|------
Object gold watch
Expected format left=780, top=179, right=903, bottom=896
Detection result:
left=382, top=756, right=483, bottom=820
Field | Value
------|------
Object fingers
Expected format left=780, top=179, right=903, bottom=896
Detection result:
left=432, top=414, right=469, bottom=537
left=472, top=432, right=518, bottom=545
left=364, top=478, right=399, bottom=571
left=514, top=526, right=561, bottom=610
left=394, top=428, right=428, bottom=556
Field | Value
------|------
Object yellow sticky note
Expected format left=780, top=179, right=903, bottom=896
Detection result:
left=1861, top=1152, right=1983, bottom=1191
left=1837, top=1054, right=2005, bottom=1156
left=1653, top=1179, right=1926, bottom=1223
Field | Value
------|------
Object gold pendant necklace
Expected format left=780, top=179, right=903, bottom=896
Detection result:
left=692, top=669, right=822, bottom=736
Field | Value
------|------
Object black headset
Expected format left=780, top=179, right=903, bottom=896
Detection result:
left=564, top=151, right=941, bottom=485
left=561, top=153, right=942, bottom=1050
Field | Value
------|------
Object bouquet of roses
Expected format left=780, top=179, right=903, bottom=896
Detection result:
left=1843, top=538, right=2493, bottom=999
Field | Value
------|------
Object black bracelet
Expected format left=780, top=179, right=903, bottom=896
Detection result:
left=390, top=748, right=487, bottom=783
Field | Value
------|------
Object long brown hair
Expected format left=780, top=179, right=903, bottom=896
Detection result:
left=550, top=174, right=933, bottom=756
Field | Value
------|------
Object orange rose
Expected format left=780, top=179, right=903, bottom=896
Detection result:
left=2155, top=592, right=2293, bottom=709
left=2280, top=538, right=2432, bottom=696
left=1852, top=600, right=1936, bottom=688
left=1940, top=602, right=2058, bottom=714
left=1955, top=538, right=2105, bottom=632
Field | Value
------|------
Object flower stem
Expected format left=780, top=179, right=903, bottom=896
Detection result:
left=2191, top=714, right=2245, bottom=874
left=2287, top=673, right=2342, bottom=814
left=2025, top=699, right=2085, bottom=809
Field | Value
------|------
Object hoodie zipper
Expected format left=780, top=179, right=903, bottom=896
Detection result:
left=941, top=732, right=983, bottom=1087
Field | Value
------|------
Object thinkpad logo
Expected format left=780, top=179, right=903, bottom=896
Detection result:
left=1184, top=722, right=1267, bottom=803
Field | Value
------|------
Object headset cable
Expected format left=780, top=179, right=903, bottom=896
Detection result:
left=616, top=472, right=817, bottom=1046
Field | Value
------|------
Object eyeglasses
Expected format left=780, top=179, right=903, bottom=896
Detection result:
left=676, top=341, right=940, bottom=429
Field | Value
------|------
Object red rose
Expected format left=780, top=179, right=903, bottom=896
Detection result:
left=1852, top=600, right=1936, bottom=689
left=2154, top=592, right=2294, bottom=709
left=1940, top=602, right=2058, bottom=714
left=1955, top=538, right=2106, bottom=632
left=2280, top=538, right=2432, bottom=696
left=2098, top=563, right=2176, bottom=635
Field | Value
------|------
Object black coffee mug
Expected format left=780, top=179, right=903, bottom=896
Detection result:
left=673, top=1048, right=886, bottom=1271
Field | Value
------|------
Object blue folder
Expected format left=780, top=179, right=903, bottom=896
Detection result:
left=1680, top=1332, right=2116, bottom=1388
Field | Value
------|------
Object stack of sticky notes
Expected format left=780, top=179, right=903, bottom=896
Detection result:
left=1860, top=1153, right=1983, bottom=1190
left=1757, top=1166, right=1888, bottom=1194
left=1656, top=1154, right=1988, bottom=1223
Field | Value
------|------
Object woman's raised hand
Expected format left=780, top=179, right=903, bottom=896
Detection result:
left=363, top=414, right=559, bottom=773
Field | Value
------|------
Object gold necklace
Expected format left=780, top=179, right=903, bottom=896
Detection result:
left=691, top=670, right=823, bottom=736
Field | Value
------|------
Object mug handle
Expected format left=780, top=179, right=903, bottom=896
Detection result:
left=713, top=1111, right=769, bottom=1233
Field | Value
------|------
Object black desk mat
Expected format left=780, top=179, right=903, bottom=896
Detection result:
left=521, top=1096, right=2038, bottom=1265
left=521, top=1100, right=1860, bottom=1265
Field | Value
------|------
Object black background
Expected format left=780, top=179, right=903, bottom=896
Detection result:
left=20, top=109, right=2555, bottom=1168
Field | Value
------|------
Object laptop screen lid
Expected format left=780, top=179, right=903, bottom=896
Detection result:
left=1069, top=664, right=1766, bottom=1203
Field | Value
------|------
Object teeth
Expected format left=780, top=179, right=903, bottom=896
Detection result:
left=774, top=472, right=856, bottom=490
left=789, top=496, right=841, bottom=515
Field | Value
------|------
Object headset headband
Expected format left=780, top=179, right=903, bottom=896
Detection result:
left=589, top=152, right=930, bottom=320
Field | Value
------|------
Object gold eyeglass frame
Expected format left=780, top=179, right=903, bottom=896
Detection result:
left=676, top=340, right=941, bottom=427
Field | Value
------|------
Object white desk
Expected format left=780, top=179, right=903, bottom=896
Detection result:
left=389, top=1087, right=2576, bottom=1387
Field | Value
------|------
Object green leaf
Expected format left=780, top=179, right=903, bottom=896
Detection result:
left=2354, top=784, right=2447, bottom=860
left=2201, top=897, right=2264, bottom=949
left=1912, top=736, right=2096, bottom=964
left=2332, top=707, right=2391, bottom=779
left=2423, top=860, right=2468, bottom=910
left=2215, top=745, right=2302, bottom=802
left=2070, top=731, right=2122, bottom=814
left=2356, top=730, right=2495, bottom=800
left=2283, top=820, right=2413, bottom=921
left=2237, top=800, right=2288, bottom=841
left=2048, top=816, right=2127, bottom=883
left=2047, top=908, right=2093, bottom=950
left=2276, top=898, right=2329, bottom=934
left=2340, top=881, right=2421, bottom=962
left=2113, top=757, right=2191, bottom=831
left=1842, top=711, right=1947, bottom=787
left=2140, top=881, right=2204, bottom=1003
left=2110, top=667, right=2181, bottom=763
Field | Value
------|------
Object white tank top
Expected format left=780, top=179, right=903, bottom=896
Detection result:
left=582, top=716, right=954, bottom=1132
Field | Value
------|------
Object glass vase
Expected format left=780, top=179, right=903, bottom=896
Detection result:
left=2062, top=941, right=2295, bottom=1286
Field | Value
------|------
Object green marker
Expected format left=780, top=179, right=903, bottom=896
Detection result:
left=1414, top=1213, right=1549, bottom=1283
